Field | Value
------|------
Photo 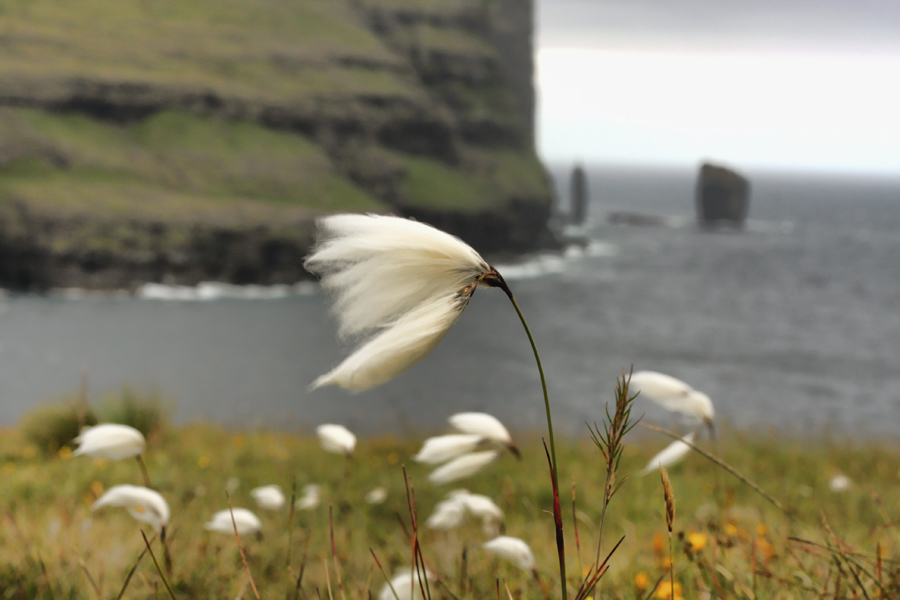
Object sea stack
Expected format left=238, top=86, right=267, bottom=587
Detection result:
left=695, top=162, right=750, bottom=228
left=569, top=164, right=589, bottom=225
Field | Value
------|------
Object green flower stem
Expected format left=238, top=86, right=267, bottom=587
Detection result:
left=505, top=293, right=558, bottom=481
left=495, top=280, right=566, bottom=600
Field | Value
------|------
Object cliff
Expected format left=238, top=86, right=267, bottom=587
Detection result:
left=0, top=0, right=553, bottom=290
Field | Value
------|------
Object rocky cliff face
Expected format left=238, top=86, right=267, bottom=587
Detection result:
left=0, top=0, right=553, bottom=290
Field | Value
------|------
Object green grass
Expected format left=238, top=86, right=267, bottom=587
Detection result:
left=398, top=150, right=551, bottom=212
left=2, top=407, right=899, bottom=598
left=0, top=108, right=384, bottom=220
left=0, top=0, right=414, bottom=101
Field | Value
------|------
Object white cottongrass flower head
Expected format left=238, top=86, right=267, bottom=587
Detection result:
left=365, top=486, right=388, bottom=504
left=425, top=495, right=467, bottom=531
left=451, top=490, right=504, bottom=523
left=378, top=568, right=435, bottom=600
left=317, top=424, right=357, bottom=456
left=640, top=432, right=696, bottom=476
left=304, top=213, right=507, bottom=391
left=205, top=508, right=262, bottom=537
left=630, top=371, right=715, bottom=424
left=295, top=484, right=322, bottom=510
left=428, top=450, right=501, bottom=485
left=448, top=412, right=520, bottom=458
left=483, top=535, right=535, bottom=570
left=251, top=484, right=285, bottom=510
left=74, top=423, right=145, bottom=460
left=414, top=434, right=485, bottom=465
left=92, top=485, right=169, bottom=536
left=829, top=474, right=851, bottom=492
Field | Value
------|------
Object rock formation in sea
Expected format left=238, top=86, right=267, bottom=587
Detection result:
left=695, top=162, right=750, bottom=228
left=0, top=0, right=553, bottom=290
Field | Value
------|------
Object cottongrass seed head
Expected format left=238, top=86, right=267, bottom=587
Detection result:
left=640, top=432, right=696, bottom=476
left=378, top=568, right=435, bottom=600
left=630, top=371, right=715, bottom=424
left=483, top=535, right=535, bottom=570
left=449, top=412, right=520, bottom=458
left=92, top=484, right=169, bottom=534
left=428, top=450, right=501, bottom=485
left=414, top=434, right=485, bottom=465
left=316, top=424, right=356, bottom=456
left=205, top=508, right=262, bottom=537
left=251, top=484, right=285, bottom=510
left=304, top=214, right=506, bottom=391
left=74, top=423, right=146, bottom=460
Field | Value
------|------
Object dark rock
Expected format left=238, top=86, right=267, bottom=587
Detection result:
left=695, top=162, right=750, bottom=227
left=569, top=164, right=588, bottom=225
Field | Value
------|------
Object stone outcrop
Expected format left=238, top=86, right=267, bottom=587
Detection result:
left=695, top=162, right=750, bottom=228
left=0, top=0, right=553, bottom=290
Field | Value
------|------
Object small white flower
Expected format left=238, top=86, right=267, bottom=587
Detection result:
left=305, top=214, right=506, bottom=391
left=428, top=450, right=500, bottom=485
left=630, top=371, right=715, bottom=424
left=251, top=485, right=285, bottom=510
left=448, top=413, right=520, bottom=458
left=295, top=484, right=321, bottom=510
left=425, top=496, right=467, bottom=530
left=452, top=490, right=504, bottom=523
left=74, top=424, right=145, bottom=460
left=92, top=485, right=169, bottom=535
left=378, top=568, right=434, bottom=600
left=829, top=474, right=851, bottom=492
left=483, top=535, right=535, bottom=570
left=640, top=432, right=696, bottom=476
left=414, top=434, right=485, bottom=465
left=205, top=508, right=262, bottom=537
left=317, top=424, right=357, bottom=456
left=365, top=486, right=388, bottom=504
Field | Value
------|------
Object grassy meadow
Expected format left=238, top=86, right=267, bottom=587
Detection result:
left=2, top=392, right=899, bottom=599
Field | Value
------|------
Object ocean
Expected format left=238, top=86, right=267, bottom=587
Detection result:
left=1, top=164, right=898, bottom=439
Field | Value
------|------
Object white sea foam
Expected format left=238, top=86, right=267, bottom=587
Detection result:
left=494, top=241, right=618, bottom=281
left=136, top=281, right=317, bottom=301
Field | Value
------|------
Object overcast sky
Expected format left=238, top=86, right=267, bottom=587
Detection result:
left=536, top=0, right=900, bottom=174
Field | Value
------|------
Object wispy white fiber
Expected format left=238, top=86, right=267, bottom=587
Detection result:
left=205, top=508, right=262, bottom=537
left=365, top=486, right=387, bottom=504
left=74, top=424, right=145, bottom=460
left=428, top=450, right=500, bottom=485
left=630, top=371, right=715, bottom=423
left=295, top=484, right=321, bottom=510
left=305, top=214, right=498, bottom=391
left=251, top=485, right=285, bottom=510
left=378, top=568, right=434, bottom=600
left=483, top=536, right=535, bottom=570
left=425, top=496, right=467, bottom=530
left=448, top=412, right=513, bottom=446
left=414, top=434, right=485, bottom=465
left=92, top=485, right=169, bottom=533
left=452, top=490, right=504, bottom=523
left=448, top=412, right=520, bottom=457
left=317, top=424, right=357, bottom=456
left=640, top=432, right=696, bottom=476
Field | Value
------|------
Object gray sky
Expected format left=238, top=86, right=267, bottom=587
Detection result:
left=536, top=1, right=900, bottom=173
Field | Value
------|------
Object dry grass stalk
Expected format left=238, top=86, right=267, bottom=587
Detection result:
left=140, top=530, right=177, bottom=600
left=226, top=492, right=260, bottom=600
left=659, top=466, right=675, bottom=534
left=659, top=466, right=676, bottom=600
left=641, top=422, right=789, bottom=516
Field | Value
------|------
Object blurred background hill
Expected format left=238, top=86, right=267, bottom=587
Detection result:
left=0, top=0, right=553, bottom=290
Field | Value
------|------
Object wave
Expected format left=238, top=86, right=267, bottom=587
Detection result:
left=494, top=241, right=618, bottom=281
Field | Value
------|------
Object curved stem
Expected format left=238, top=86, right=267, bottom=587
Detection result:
left=494, top=280, right=566, bottom=600
left=505, top=292, right=558, bottom=480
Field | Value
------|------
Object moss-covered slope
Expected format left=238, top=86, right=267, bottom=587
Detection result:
left=0, top=0, right=553, bottom=289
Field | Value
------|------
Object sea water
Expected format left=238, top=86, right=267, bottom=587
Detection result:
left=0, top=165, right=898, bottom=438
